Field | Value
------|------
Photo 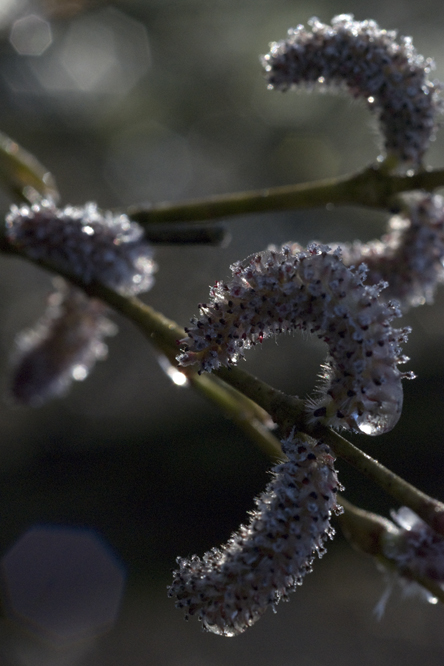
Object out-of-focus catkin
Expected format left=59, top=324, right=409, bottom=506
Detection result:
left=10, top=280, right=116, bottom=406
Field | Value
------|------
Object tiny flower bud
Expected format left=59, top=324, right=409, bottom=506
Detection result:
left=168, top=434, right=341, bottom=636
left=10, top=280, right=116, bottom=406
left=5, top=200, right=156, bottom=295
left=178, top=243, right=411, bottom=435
left=262, top=15, right=442, bottom=166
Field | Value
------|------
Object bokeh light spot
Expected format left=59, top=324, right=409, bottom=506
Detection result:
left=55, top=7, right=150, bottom=95
left=1, top=525, right=126, bottom=644
left=10, top=15, right=52, bottom=56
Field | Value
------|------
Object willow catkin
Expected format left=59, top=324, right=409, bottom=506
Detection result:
left=168, top=433, right=341, bottom=636
left=262, top=14, right=442, bottom=166
left=6, top=200, right=156, bottom=295
left=10, top=280, right=116, bottom=406
left=178, top=243, right=412, bottom=435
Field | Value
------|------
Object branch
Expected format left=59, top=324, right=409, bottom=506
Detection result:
left=127, top=165, right=444, bottom=225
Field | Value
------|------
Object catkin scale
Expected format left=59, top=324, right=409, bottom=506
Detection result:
left=178, top=244, right=411, bottom=435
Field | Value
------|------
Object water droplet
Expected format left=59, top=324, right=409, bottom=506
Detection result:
left=72, top=365, right=88, bottom=381
left=355, top=409, right=400, bottom=435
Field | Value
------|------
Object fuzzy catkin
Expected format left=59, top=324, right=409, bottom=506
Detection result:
left=10, top=281, right=116, bottom=406
left=338, top=193, right=444, bottom=310
left=168, top=434, right=341, bottom=636
left=5, top=200, right=156, bottom=295
left=262, top=14, right=442, bottom=166
left=178, top=243, right=412, bottom=435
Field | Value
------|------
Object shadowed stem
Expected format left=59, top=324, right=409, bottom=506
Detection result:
left=127, top=165, right=444, bottom=226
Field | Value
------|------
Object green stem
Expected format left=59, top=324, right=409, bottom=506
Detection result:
left=0, top=131, right=59, bottom=204
left=127, top=165, right=444, bottom=225
left=190, top=374, right=283, bottom=459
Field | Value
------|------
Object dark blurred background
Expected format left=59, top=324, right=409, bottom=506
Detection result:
left=0, top=0, right=444, bottom=663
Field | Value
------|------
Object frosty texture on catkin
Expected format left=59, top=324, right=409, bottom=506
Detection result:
left=262, top=15, right=442, bottom=166
left=178, top=243, right=412, bottom=435
left=5, top=200, right=156, bottom=295
left=10, top=281, right=116, bottom=406
left=168, top=434, right=341, bottom=636
left=339, top=193, right=444, bottom=310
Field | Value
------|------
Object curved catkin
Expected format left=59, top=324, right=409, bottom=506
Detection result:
left=10, top=281, right=116, bottom=406
left=339, top=193, right=444, bottom=310
left=262, top=15, right=442, bottom=167
left=168, top=434, right=341, bottom=636
left=177, top=244, right=412, bottom=435
left=5, top=200, right=156, bottom=295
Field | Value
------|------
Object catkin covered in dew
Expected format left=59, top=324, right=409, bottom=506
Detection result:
left=10, top=280, right=116, bottom=406
left=5, top=200, right=156, bottom=295
left=338, top=193, right=444, bottom=311
left=178, top=243, right=412, bottom=435
left=168, top=434, right=341, bottom=636
left=262, top=15, right=442, bottom=166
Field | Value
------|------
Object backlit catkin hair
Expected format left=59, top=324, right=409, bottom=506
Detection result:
left=262, top=15, right=442, bottom=166
left=338, top=193, right=444, bottom=310
left=6, top=200, right=156, bottom=295
left=168, top=433, right=341, bottom=636
left=10, top=280, right=116, bottom=406
left=178, top=243, right=412, bottom=435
